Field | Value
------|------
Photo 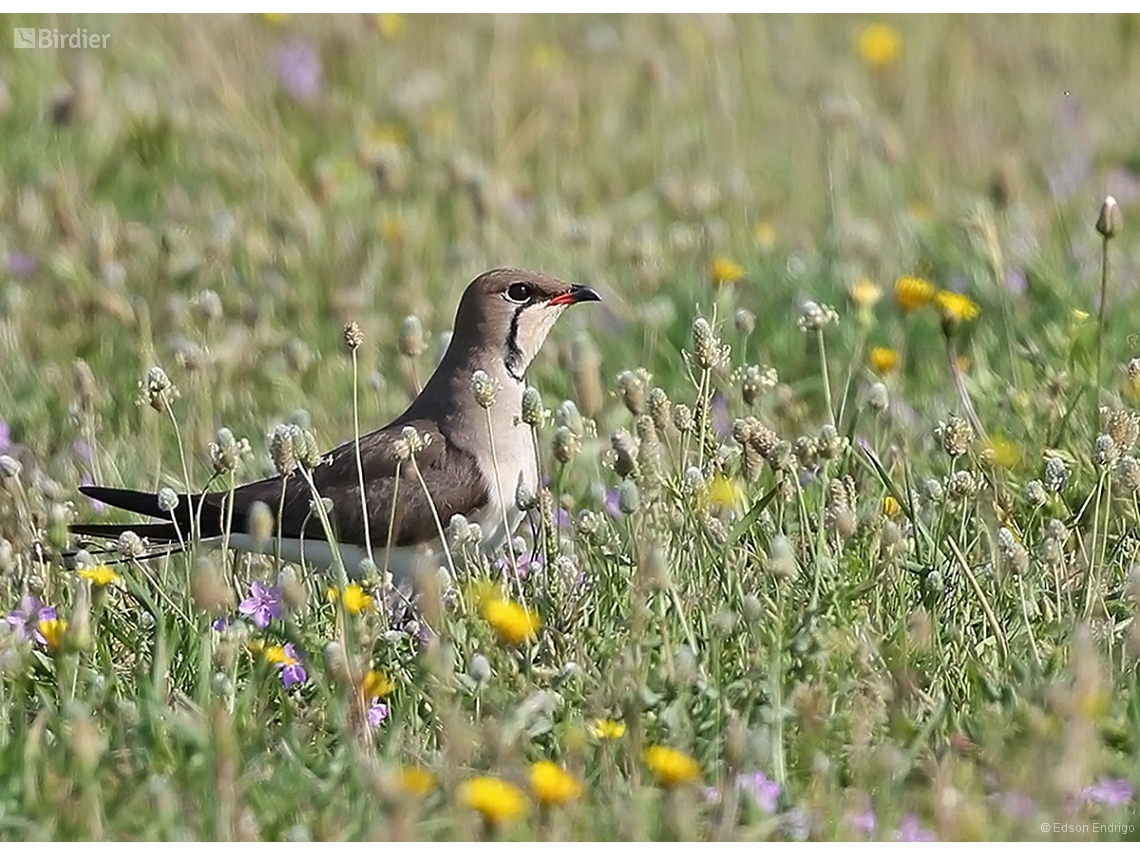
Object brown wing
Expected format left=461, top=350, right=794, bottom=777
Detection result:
left=222, top=419, right=490, bottom=547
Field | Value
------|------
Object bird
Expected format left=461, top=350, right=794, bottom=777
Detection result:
left=70, top=267, right=601, bottom=582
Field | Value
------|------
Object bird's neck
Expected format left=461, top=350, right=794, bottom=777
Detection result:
left=405, top=340, right=525, bottom=424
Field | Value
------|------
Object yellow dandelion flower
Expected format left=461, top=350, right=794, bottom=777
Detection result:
left=260, top=13, right=290, bottom=26
left=711, top=257, right=745, bottom=286
left=849, top=277, right=882, bottom=309
left=987, top=435, right=1023, bottom=470
left=333, top=583, right=373, bottom=615
left=869, top=347, right=900, bottom=375
left=882, top=496, right=901, bottom=518
left=39, top=618, right=68, bottom=652
left=593, top=718, right=626, bottom=740
left=530, top=761, right=583, bottom=806
left=374, top=13, right=405, bottom=39
left=708, top=473, right=745, bottom=510
left=459, top=776, right=528, bottom=824
left=77, top=565, right=119, bottom=586
left=934, top=290, right=980, bottom=322
left=753, top=221, right=777, bottom=252
left=398, top=766, right=435, bottom=797
left=894, top=276, right=936, bottom=313
left=482, top=598, right=540, bottom=646
left=858, top=23, right=902, bottom=68
left=362, top=669, right=394, bottom=699
left=645, top=746, right=700, bottom=788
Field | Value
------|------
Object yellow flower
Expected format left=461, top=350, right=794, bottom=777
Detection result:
left=987, top=435, right=1023, bottom=470
left=894, top=276, right=936, bottom=313
left=530, top=761, right=583, bottom=806
left=459, top=776, right=528, bottom=823
left=848, top=277, right=882, bottom=309
left=374, top=13, right=405, bottom=39
left=362, top=669, right=394, bottom=699
left=39, top=618, right=68, bottom=652
left=934, top=290, right=980, bottom=322
left=260, top=12, right=290, bottom=26
left=644, top=746, right=700, bottom=787
left=708, top=473, right=745, bottom=510
left=882, top=496, right=901, bottom=518
left=77, top=564, right=119, bottom=586
left=711, top=257, right=745, bottom=285
left=398, top=766, right=435, bottom=797
left=869, top=347, right=900, bottom=375
left=593, top=718, right=626, bottom=740
left=330, top=583, right=374, bottom=615
left=482, top=598, right=540, bottom=646
left=752, top=221, right=777, bottom=252
left=264, top=644, right=299, bottom=667
left=858, top=23, right=902, bottom=68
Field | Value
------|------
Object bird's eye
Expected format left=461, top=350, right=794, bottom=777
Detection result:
left=506, top=282, right=532, bottom=303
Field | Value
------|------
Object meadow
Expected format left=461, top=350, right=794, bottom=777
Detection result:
left=0, top=13, right=1138, bottom=841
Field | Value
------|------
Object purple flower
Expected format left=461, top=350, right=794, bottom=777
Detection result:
left=274, top=40, right=322, bottom=102
left=846, top=809, right=876, bottom=834
left=276, top=643, right=307, bottom=688
left=0, top=421, right=9, bottom=452
left=212, top=617, right=228, bottom=632
left=991, top=790, right=1036, bottom=820
left=239, top=581, right=283, bottom=628
left=711, top=391, right=730, bottom=437
left=1082, top=778, right=1134, bottom=808
left=367, top=699, right=389, bottom=728
left=7, top=252, right=38, bottom=279
left=73, top=439, right=94, bottom=462
left=604, top=486, right=622, bottom=518
left=781, top=807, right=811, bottom=841
left=494, top=552, right=543, bottom=581
left=553, top=507, right=572, bottom=530
left=896, top=814, right=935, bottom=842
left=80, top=473, right=105, bottom=513
left=736, top=770, right=780, bottom=814
left=1004, top=268, right=1027, bottom=297
left=6, top=595, right=57, bottom=644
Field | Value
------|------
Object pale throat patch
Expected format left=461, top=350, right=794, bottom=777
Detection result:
left=507, top=304, right=565, bottom=379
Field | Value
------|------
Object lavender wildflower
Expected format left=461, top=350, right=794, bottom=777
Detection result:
left=6, top=596, right=58, bottom=644
left=274, top=40, right=322, bottom=102
left=736, top=770, right=781, bottom=814
left=238, top=581, right=283, bottom=629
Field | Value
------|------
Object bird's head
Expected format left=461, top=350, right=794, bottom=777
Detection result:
left=451, top=267, right=601, bottom=382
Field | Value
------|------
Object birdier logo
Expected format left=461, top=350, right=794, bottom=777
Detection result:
left=13, top=27, right=110, bottom=49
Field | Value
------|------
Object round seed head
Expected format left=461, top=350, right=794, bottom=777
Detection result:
left=552, top=425, right=581, bottom=465
left=270, top=424, right=300, bottom=476
left=817, top=423, right=847, bottom=459
left=140, top=365, right=178, bottom=412
left=691, top=317, right=727, bottom=370
left=247, top=500, right=274, bottom=543
left=556, top=400, right=584, bottom=436
left=1044, top=456, right=1070, bottom=493
left=342, top=321, right=364, bottom=351
left=742, top=364, right=778, bottom=406
left=1103, top=408, right=1139, bottom=450
left=733, top=308, right=755, bottom=336
left=1093, top=433, right=1118, bottom=469
left=617, top=479, right=641, bottom=515
left=1024, top=479, right=1048, bottom=507
left=767, top=535, right=798, bottom=579
left=0, top=455, right=21, bottom=480
left=157, top=487, right=179, bottom=513
left=520, top=386, right=546, bottom=427
left=617, top=370, right=646, bottom=415
left=515, top=477, right=537, bottom=511
left=1096, top=195, right=1121, bottom=239
left=471, top=369, right=499, bottom=409
left=868, top=382, right=890, bottom=412
left=797, top=300, right=839, bottom=332
left=610, top=428, right=639, bottom=478
left=117, top=530, right=145, bottom=559
left=946, top=469, right=978, bottom=499
left=1117, top=455, right=1140, bottom=493
left=399, top=315, right=426, bottom=357
left=672, top=403, right=694, bottom=434
left=647, top=387, right=671, bottom=432
left=467, top=653, right=491, bottom=684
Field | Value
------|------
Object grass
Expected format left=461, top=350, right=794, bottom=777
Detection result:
left=1, top=12, right=1139, bottom=841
